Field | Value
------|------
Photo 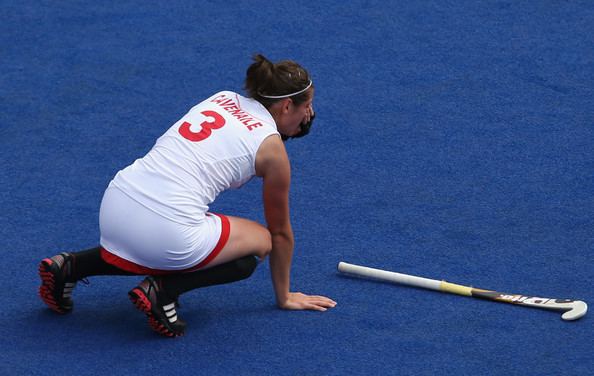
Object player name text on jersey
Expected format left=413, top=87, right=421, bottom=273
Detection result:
left=211, top=94, right=263, bottom=131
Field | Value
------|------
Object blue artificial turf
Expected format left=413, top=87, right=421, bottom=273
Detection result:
left=1, top=1, right=592, bottom=375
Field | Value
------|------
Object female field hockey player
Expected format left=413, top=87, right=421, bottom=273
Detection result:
left=38, top=54, right=337, bottom=337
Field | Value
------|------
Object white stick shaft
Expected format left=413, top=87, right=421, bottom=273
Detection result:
left=338, top=262, right=587, bottom=321
left=338, top=262, right=441, bottom=291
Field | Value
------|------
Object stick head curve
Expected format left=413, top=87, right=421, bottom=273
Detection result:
left=561, top=300, right=588, bottom=321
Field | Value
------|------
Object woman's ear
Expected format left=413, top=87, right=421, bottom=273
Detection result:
left=282, top=98, right=292, bottom=114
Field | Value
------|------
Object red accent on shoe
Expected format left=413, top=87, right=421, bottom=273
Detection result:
left=129, top=288, right=152, bottom=312
left=129, top=289, right=182, bottom=338
left=38, top=258, right=68, bottom=314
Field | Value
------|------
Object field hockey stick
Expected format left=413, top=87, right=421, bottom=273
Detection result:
left=338, top=262, right=587, bottom=321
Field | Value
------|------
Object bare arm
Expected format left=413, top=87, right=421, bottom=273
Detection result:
left=256, top=135, right=336, bottom=311
left=256, top=135, right=293, bottom=304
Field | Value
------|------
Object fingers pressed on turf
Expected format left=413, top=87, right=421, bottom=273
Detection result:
left=308, top=297, right=337, bottom=306
left=310, top=296, right=337, bottom=304
left=306, top=301, right=335, bottom=311
left=310, top=305, right=327, bottom=312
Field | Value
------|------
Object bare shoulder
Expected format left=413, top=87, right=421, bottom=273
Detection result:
left=255, top=134, right=290, bottom=178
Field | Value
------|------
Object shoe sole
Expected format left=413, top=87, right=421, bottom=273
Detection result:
left=38, top=258, right=69, bottom=314
left=129, top=288, right=182, bottom=338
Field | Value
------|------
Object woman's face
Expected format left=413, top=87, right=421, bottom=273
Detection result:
left=277, top=90, right=315, bottom=138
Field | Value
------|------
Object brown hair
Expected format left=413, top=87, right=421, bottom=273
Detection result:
left=244, top=54, right=313, bottom=108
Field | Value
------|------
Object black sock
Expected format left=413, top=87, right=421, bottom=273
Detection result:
left=159, top=255, right=258, bottom=299
left=70, top=246, right=136, bottom=280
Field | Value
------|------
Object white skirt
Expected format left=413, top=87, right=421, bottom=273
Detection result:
left=99, top=187, right=224, bottom=271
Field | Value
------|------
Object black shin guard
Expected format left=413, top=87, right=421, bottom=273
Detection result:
left=159, top=255, right=258, bottom=299
left=70, top=246, right=136, bottom=280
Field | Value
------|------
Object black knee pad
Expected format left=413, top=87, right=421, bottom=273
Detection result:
left=234, top=255, right=258, bottom=280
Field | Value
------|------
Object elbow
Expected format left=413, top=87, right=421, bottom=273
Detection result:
left=269, top=230, right=294, bottom=249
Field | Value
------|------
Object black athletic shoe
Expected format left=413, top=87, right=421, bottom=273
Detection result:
left=38, top=252, right=77, bottom=314
left=128, top=277, right=186, bottom=337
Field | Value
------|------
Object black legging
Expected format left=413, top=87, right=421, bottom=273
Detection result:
left=70, top=246, right=258, bottom=299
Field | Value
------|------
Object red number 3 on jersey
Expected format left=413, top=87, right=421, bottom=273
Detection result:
left=179, top=110, right=226, bottom=142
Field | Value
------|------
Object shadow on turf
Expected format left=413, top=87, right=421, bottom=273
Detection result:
left=32, top=299, right=278, bottom=339
left=31, top=304, right=212, bottom=340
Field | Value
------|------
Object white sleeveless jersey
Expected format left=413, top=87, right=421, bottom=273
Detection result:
left=109, top=91, right=279, bottom=226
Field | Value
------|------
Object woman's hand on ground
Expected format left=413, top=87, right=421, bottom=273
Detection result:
left=279, top=292, right=337, bottom=312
